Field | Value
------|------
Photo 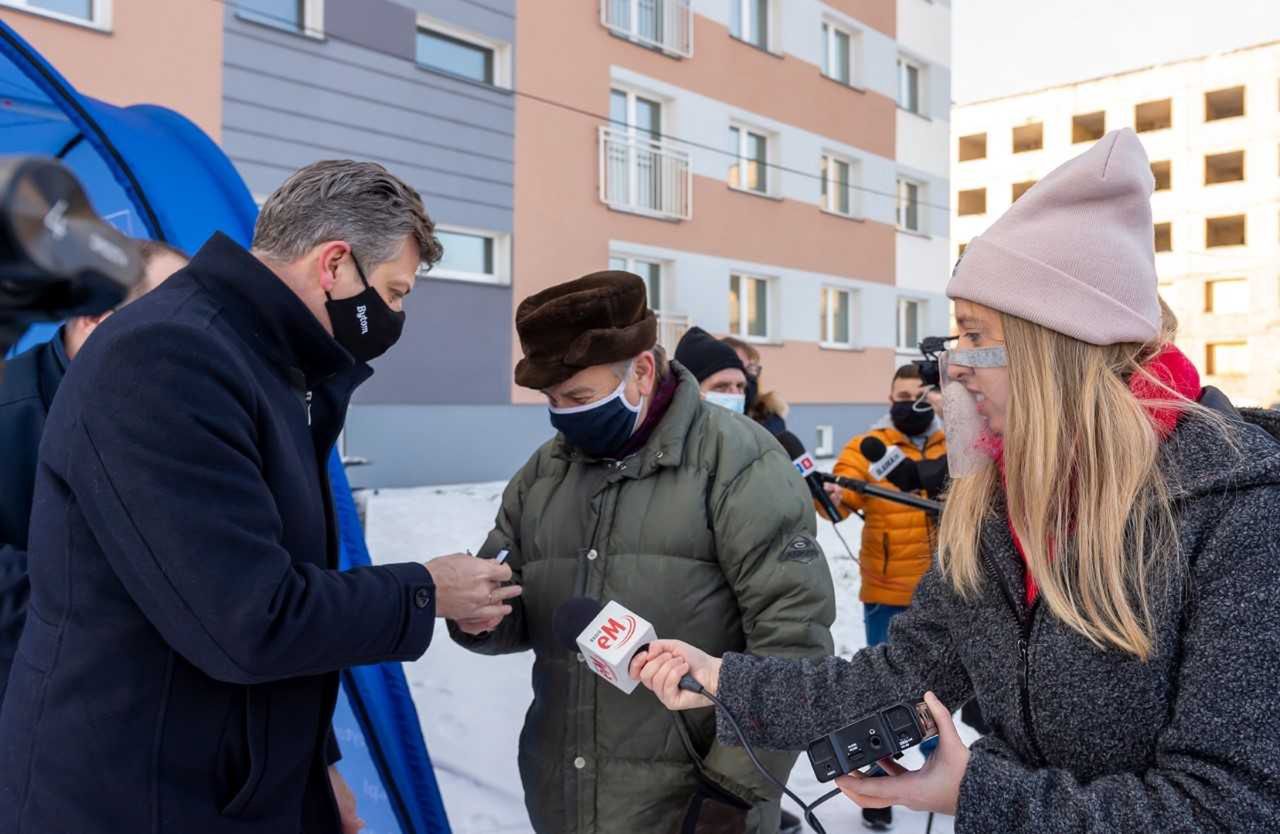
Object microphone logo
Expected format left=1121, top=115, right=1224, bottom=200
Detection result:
left=792, top=454, right=816, bottom=475
left=588, top=654, right=618, bottom=682
left=595, top=615, right=638, bottom=651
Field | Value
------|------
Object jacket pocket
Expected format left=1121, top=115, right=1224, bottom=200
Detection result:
left=218, top=688, right=271, bottom=818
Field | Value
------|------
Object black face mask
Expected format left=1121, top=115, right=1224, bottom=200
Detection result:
left=890, top=400, right=934, bottom=437
left=324, top=255, right=405, bottom=363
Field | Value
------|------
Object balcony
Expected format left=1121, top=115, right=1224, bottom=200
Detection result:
left=655, top=311, right=691, bottom=351
left=599, top=126, right=693, bottom=221
left=600, top=0, right=693, bottom=58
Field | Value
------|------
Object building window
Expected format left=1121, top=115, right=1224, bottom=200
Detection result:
left=958, top=133, right=987, bottom=162
left=1134, top=98, right=1172, bottom=132
left=1012, top=122, right=1043, bottom=153
left=820, top=287, right=856, bottom=347
left=1205, top=277, right=1249, bottom=314
left=1205, top=86, right=1245, bottom=121
left=1072, top=111, right=1106, bottom=143
left=729, top=273, right=771, bottom=340
left=1206, top=215, right=1246, bottom=248
left=1151, top=161, right=1172, bottom=191
left=729, top=0, right=770, bottom=50
left=1154, top=222, right=1172, bottom=252
left=1011, top=180, right=1036, bottom=202
left=609, top=255, right=665, bottom=310
left=602, top=88, right=689, bottom=219
left=425, top=227, right=510, bottom=285
left=729, top=125, right=770, bottom=194
left=821, top=154, right=856, bottom=216
left=958, top=188, right=986, bottom=216
left=821, top=22, right=854, bottom=85
left=1204, top=150, right=1245, bottom=185
left=1206, top=341, right=1249, bottom=377
left=600, top=0, right=693, bottom=57
left=896, top=178, right=923, bottom=232
left=417, top=27, right=495, bottom=84
left=898, top=56, right=924, bottom=115
left=896, top=298, right=924, bottom=352
left=236, top=0, right=320, bottom=35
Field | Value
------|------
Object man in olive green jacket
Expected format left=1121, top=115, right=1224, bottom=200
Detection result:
left=450, top=271, right=836, bottom=834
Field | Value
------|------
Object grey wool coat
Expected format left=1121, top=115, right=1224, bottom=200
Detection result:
left=715, top=405, right=1280, bottom=833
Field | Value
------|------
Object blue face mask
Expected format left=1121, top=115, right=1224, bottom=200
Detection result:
left=549, top=377, right=645, bottom=459
left=704, top=391, right=746, bottom=414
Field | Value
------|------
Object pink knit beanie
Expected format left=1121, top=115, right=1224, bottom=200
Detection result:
left=947, top=128, right=1161, bottom=345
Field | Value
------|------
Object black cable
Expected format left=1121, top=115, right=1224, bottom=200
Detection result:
left=679, top=676, right=842, bottom=834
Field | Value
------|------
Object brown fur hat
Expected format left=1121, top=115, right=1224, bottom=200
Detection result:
left=514, top=270, right=658, bottom=389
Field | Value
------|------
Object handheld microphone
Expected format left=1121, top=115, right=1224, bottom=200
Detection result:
left=778, top=431, right=842, bottom=524
left=552, top=598, right=702, bottom=695
left=816, top=472, right=944, bottom=514
left=859, top=437, right=919, bottom=492
left=860, top=437, right=949, bottom=497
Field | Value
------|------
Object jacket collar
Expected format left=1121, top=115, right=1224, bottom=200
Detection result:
left=187, top=232, right=355, bottom=388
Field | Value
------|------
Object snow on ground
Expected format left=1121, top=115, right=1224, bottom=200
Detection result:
left=364, top=474, right=975, bottom=834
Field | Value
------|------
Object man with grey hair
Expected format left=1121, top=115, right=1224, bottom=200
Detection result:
left=0, top=160, right=521, bottom=834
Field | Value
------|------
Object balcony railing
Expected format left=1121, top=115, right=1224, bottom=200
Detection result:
left=600, top=0, right=693, bottom=58
left=599, top=126, right=693, bottom=221
left=655, top=311, right=691, bottom=351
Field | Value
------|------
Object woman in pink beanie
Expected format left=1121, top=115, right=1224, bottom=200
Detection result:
left=630, top=129, right=1280, bottom=832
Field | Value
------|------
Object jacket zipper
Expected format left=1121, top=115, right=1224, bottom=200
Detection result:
left=980, top=548, right=1048, bottom=765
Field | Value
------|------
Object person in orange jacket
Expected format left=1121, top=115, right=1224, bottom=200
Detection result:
left=823, top=362, right=944, bottom=831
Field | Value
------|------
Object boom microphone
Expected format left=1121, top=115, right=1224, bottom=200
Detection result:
left=778, top=431, right=843, bottom=524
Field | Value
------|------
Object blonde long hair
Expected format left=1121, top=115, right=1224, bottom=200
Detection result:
left=939, top=302, right=1205, bottom=661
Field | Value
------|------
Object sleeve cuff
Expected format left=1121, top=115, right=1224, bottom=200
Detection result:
left=382, top=562, right=436, bottom=659
left=714, top=652, right=760, bottom=746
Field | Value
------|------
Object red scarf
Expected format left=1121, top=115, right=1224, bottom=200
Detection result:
left=994, top=344, right=1201, bottom=605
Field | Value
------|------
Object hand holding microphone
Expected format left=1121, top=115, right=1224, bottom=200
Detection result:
left=629, top=640, right=723, bottom=711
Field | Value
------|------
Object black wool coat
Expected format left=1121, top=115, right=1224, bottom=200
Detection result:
left=0, top=233, right=438, bottom=834
left=717, top=406, right=1280, bottom=833
left=0, top=333, right=67, bottom=705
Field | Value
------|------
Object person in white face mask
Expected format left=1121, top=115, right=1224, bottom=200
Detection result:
left=674, top=326, right=749, bottom=414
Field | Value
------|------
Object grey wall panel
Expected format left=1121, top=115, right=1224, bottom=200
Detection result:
left=354, top=279, right=514, bottom=406
left=325, top=0, right=416, bottom=59
left=785, top=403, right=889, bottom=459
left=344, top=403, right=553, bottom=488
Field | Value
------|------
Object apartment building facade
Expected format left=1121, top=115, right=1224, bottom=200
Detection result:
left=1, top=0, right=954, bottom=486
left=953, top=40, right=1280, bottom=407
left=511, top=0, right=953, bottom=468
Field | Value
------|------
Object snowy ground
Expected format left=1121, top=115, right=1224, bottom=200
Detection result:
left=364, top=476, right=976, bottom=834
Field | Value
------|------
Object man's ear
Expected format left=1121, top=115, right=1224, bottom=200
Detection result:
left=316, top=241, right=351, bottom=293
left=635, top=351, right=657, bottom=397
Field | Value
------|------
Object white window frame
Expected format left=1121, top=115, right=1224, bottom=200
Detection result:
left=729, top=122, right=776, bottom=197
left=416, top=13, right=512, bottom=88
left=234, top=0, right=324, bottom=39
left=600, top=0, right=694, bottom=58
left=729, top=272, right=775, bottom=342
left=820, top=285, right=858, bottom=349
left=421, top=225, right=511, bottom=286
left=896, top=297, right=927, bottom=352
left=730, top=0, right=776, bottom=52
left=1, top=0, right=112, bottom=30
left=611, top=85, right=667, bottom=138
left=821, top=20, right=856, bottom=86
left=896, top=176, right=926, bottom=234
left=897, top=54, right=926, bottom=116
left=821, top=153, right=860, bottom=218
left=609, top=252, right=670, bottom=312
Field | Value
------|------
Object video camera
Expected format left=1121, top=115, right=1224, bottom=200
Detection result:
left=806, top=700, right=940, bottom=782
left=911, top=335, right=954, bottom=388
left=0, top=156, right=142, bottom=365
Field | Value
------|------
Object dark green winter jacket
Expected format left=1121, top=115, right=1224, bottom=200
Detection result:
left=450, top=364, right=836, bottom=834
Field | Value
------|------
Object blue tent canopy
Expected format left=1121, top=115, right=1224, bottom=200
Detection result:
left=0, top=20, right=449, bottom=833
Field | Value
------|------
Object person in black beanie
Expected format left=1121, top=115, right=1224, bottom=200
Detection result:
left=674, top=326, right=749, bottom=414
